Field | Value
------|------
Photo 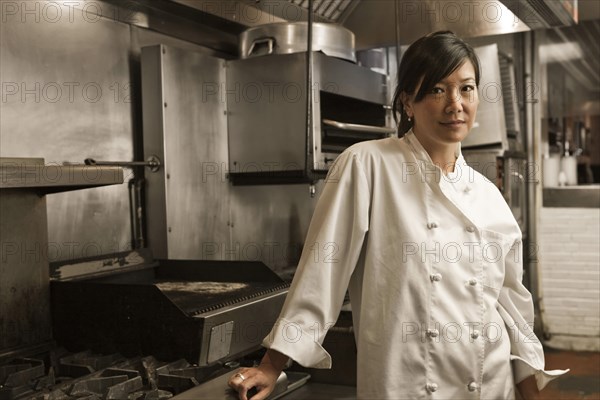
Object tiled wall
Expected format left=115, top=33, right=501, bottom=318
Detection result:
left=539, top=207, right=600, bottom=351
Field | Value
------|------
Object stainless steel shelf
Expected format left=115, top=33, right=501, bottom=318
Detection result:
left=543, top=185, right=600, bottom=208
left=0, top=157, right=124, bottom=194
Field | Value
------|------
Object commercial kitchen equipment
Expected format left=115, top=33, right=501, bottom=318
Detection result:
left=227, top=22, right=395, bottom=184
left=51, top=257, right=289, bottom=367
left=0, top=158, right=123, bottom=363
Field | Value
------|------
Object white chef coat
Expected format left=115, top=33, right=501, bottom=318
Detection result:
left=262, top=131, right=567, bottom=399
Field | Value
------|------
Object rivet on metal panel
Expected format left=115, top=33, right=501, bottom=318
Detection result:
left=164, top=102, right=167, bottom=108
left=166, top=174, right=170, bottom=179
left=162, top=48, right=166, bottom=54
left=168, top=227, right=172, bottom=232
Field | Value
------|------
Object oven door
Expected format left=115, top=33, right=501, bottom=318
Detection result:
left=499, top=154, right=528, bottom=238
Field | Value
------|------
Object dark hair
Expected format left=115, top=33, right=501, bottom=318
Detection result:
left=392, top=31, right=481, bottom=135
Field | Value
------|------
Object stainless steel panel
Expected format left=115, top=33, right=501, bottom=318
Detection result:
left=0, top=159, right=51, bottom=356
left=462, top=44, right=508, bottom=148
left=0, top=189, right=51, bottom=354
left=543, top=186, right=600, bottom=208
left=197, top=290, right=288, bottom=366
left=229, top=182, right=321, bottom=272
left=141, top=45, right=230, bottom=260
left=207, top=321, right=235, bottom=363
left=226, top=53, right=308, bottom=171
left=314, top=52, right=387, bottom=104
left=0, top=6, right=133, bottom=260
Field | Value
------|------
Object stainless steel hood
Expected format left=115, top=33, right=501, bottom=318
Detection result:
left=167, top=0, right=580, bottom=50
left=342, top=0, right=532, bottom=48
left=499, top=0, right=578, bottom=29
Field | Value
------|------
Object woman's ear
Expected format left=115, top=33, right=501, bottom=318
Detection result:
left=399, top=92, right=412, bottom=116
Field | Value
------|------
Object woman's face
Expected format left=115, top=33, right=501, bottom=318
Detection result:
left=404, top=60, right=479, bottom=150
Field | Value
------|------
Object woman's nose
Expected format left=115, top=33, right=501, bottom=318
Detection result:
left=445, top=88, right=463, bottom=113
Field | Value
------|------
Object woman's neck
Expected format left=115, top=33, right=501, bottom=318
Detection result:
left=412, top=132, right=459, bottom=175
left=429, top=148, right=457, bottom=175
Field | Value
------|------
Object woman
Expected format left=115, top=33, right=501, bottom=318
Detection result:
left=229, top=31, right=567, bottom=400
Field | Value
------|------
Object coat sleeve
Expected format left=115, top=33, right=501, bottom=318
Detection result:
left=497, top=239, right=569, bottom=390
left=262, top=150, right=370, bottom=369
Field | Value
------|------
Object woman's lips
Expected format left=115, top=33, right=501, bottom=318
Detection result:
left=439, top=120, right=465, bottom=127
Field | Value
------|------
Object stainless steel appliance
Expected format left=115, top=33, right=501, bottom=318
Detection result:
left=0, top=158, right=123, bottom=363
left=51, top=257, right=289, bottom=368
left=0, top=253, right=314, bottom=399
left=240, top=22, right=356, bottom=62
left=227, top=51, right=394, bottom=184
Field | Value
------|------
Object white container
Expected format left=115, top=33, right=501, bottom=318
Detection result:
left=543, top=156, right=560, bottom=187
left=560, top=156, right=578, bottom=185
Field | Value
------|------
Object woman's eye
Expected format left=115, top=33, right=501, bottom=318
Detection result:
left=462, top=85, right=476, bottom=92
left=430, top=87, right=444, bottom=94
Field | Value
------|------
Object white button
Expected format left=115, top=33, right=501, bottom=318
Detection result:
left=466, top=225, right=476, bottom=233
left=467, top=381, right=478, bottom=392
left=426, top=383, right=438, bottom=392
left=468, top=278, right=477, bottom=286
left=426, top=329, right=439, bottom=338
left=464, top=186, right=472, bottom=193
left=471, top=330, right=480, bottom=339
left=430, top=273, right=442, bottom=282
left=427, top=222, right=438, bottom=229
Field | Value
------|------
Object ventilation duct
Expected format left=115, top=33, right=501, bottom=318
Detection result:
left=499, top=0, right=578, bottom=29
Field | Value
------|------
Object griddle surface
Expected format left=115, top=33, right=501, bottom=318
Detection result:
left=155, top=280, right=287, bottom=315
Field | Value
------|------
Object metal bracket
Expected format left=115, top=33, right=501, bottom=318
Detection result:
left=84, top=155, right=161, bottom=172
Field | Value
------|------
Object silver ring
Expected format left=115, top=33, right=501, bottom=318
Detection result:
left=235, top=373, right=246, bottom=381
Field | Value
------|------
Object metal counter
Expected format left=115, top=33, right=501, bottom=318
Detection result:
left=543, top=185, right=600, bottom=208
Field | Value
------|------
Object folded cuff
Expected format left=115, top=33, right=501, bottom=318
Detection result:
left=262, top=318, right=332, bottom=369
left=511, top=354, right=570, bottom=390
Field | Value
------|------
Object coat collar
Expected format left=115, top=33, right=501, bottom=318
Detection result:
left=403, top=129, right=469, bottom=188
left=403, top=129, right=463, bottom=167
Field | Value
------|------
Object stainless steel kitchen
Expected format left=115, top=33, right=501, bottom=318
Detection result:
left=1, top=0, right=599, bottom=399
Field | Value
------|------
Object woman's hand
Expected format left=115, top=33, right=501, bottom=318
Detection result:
left=228, top=349, right=290, bottom=400
left=227, top=364, right=279, bottom=400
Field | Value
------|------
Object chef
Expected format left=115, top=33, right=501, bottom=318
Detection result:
left=229, top=30, right=568, bottom=400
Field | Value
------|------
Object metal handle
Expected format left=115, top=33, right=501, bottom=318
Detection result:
left=322, top=119, right=396, bottom=135
left=85, top=155, right=161, bottom=173
left=248, top=37, right=275, bottom=57
left=511, top=170, right=526, bottom=228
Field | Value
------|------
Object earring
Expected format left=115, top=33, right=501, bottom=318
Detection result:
left=408, top=116, right=412, bottom=122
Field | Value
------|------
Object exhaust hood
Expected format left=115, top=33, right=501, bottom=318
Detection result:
left=166, top=0, right=579, bottom=50
left=498, top=0, right=578, bottom=29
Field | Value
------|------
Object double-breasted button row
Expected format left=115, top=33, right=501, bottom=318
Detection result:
left=430, top=273, right=442, bottom=282
left=466, top=225, right=476, bottom=233
left=426, top=382, right=438, bottom=392
left=427, top=222, right=438, bottom=229
left=426, top=329, right=439, bottom=338
left=467, top=381, right=478, bottom=392
left=425, top=381, right=478, bottom=393
left=471, top=330, right=481, bottom=339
